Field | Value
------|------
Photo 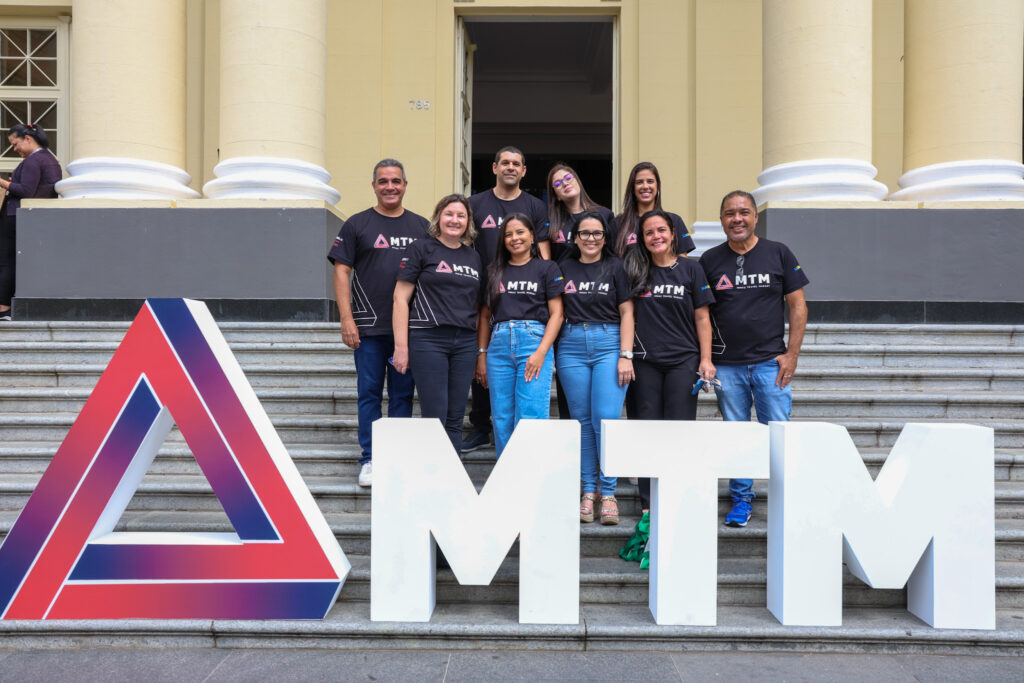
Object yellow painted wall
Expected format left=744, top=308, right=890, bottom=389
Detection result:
left=694, top=0, right=762, bottom=220
left=3, top=0, right=913, bottom=215
left=873, top=0, right=904, bottom=193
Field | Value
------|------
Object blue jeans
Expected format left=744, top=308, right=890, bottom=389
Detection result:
left=556, top=323, right=626, bottom=495
left=352, top=334, right=415, bottom=464
left=409, top=325, right=477, bottom=454
left=486, top=320, right=555, bottom=458
left=714, top=359, right=792, bottom=503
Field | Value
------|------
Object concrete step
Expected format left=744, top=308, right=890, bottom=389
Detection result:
left=0, top=364, right=358, bottom=389
left=3, top=321, right=1022, bottom=347
left=5, top=385, right=1024, bottom=422
left=3, top=413, right=1022, bottom=449
left=6, top=339, right=1024, bottom=369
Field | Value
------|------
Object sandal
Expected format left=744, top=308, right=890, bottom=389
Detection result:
left=600, top=495, right=619, bottom=526
left=580, top=493, right=597, bottom=523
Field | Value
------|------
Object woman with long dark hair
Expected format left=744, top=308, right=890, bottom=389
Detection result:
left=392, top=194, right=482, bottom=453
left=0, top=123, right=61, bottom=320
left=614, top=161, right=695, bottom=259
left=475, top=213, right=564, bottom=457
left=556, top=211, right=634, bottom=525
left=625, top=209, right=716, bottom=512
left=546, top=162, right=617, bottom=262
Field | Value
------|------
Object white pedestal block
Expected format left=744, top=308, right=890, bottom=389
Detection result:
left=203, top=156, right=341, bottom=203
left=601, top=421, right=769, bottom=625
left=55, top=157, right=200, bottom=200
left=888, top=160, right=1024, bottom=201
left=689, top=221, right=724, bottom=259
left=370, top=418, right=580, bottom=625
left=767, top=421, right=995, bottom=629
left=753, top=159, right=888, bottom=203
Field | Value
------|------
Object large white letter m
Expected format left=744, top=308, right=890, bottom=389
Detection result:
left=369, top=418, right=580, bottom=624
left=767, top=422, right=995, bottom=629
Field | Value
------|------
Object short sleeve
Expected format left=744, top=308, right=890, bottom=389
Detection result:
left=613, top=260, right=631, bottom=306
left=396, top=240, right=426, bottom=283
left=544, top=261, right=564, bottom=299
left=691, top=265, right=716, bottom=309
left=532, top=200, right=551, bottom=242
left=670, top=213, right=696, bottom=254
left=327, top=219, right=358, bottom=266
left=779, top=244, right=809, bottom=294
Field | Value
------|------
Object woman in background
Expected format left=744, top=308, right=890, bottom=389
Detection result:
left=0, top=123, right=61, bottom=320
left=614, top=161, right=695, bottom=259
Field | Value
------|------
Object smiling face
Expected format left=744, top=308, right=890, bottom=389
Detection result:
left=493, top=151, right=526, bottom=190
left=438, top=200, right=469, bottom=242
left=641, top=215, right=675, bottom=258
left=503, top=218, right=533, bottom=259
left=633, top=169, right=658, bottom=207
left=720, top=194, right=758, bottom=244
left=574, top=217, right=605, bottom=261
left=551, top=168, right=578, bottom=203
left=372, top=165, right=407, bottom=212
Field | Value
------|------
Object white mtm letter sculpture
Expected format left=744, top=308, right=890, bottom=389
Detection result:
left=601, top=420, right=769, bottom=625
left=370, top=418, right=580, bottom=624
left=767, top=421, right=995, bottom=629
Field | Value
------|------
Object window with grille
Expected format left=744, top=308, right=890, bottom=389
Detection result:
left=0, top=21, right=67, bottom=172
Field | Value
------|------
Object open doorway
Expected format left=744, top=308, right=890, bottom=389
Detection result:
left=462, top=18, right=614, bottom=208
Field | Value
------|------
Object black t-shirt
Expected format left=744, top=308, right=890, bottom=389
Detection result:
left=327, top=207, right=429, bottom=336
left=633, top=257, right=715, bottom=366
left=397, top=237, right=483, bottom=331
left=489, top=258, right=564, bottom=324
left=469, top=189, right=550, bottom=268
left=619, top=211, right=697, bottom=255
left=557, top=255, right=631, bottom=324
left=549, top=205, right=618, bottom=262
left=699, top=238, right=809, bottom=365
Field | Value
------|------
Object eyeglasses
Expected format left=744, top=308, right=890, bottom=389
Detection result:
left=577, top=230, right=605, bottom=241
left=552, top=174, right=575, bottom=189
left=736, top=254, right=745, bottom=278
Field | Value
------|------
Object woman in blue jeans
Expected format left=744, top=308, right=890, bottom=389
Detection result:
left=475, top=213, right=564, bottom=458
left=392, top=194, right=482, bottom=453
left=556, top=212, right=634, bottom=525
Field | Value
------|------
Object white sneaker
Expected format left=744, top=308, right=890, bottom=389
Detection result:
left=358, top=462, right=373, bottom=487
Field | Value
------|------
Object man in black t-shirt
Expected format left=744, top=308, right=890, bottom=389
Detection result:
left=462, top=146, right=551, bottom=452
left=699, top=190, right=809, bottom=528
left=328, top=159, right=428, bottom=488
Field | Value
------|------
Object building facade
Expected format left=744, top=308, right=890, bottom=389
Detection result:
left=3, top=0, right=1023, bottom=320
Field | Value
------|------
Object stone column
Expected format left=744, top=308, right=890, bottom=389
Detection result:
left=55, top=0, right=198, bottom=199
left=754, top=0, right=886, bottom=202
left=202, top=0, right=339, bottom=202
left=890, top=0, right=1024, bottom=201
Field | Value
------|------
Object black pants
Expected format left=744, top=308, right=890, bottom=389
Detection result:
left=469, top=375, right=491, bottom=433
left=0, top=214, right=15, bottom=307
left=634, top=355, right=700, bottom=510
left=410, top=325, right=478, bottom=453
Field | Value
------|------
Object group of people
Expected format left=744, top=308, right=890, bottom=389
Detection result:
left=329, top=147, right=808, bottom=531
left=0, top=124, right=62, bottom=321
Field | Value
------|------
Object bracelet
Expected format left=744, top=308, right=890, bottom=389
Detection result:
left=477, top=348, right=487, bottom=355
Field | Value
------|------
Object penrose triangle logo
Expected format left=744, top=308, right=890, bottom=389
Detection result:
left=436, top=260, right=452, bottom=274
left=374, top=234, right=390, bottom=248
left=0, top=299, right=349, bottom=620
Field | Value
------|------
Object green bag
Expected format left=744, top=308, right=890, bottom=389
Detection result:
left=619, top=511, right=650, bottom=570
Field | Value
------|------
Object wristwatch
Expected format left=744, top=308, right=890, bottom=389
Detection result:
left=619, top=350, right=634, bottom=360
left=477, top=347, right=488, bottom=355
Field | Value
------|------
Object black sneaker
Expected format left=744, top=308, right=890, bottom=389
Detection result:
left=460, top=429, right=491, bottom=453
left=0, top=313, right=11, bottom=321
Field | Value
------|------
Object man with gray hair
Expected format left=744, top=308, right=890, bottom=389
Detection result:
left=328, top=159, right=428, bottom=487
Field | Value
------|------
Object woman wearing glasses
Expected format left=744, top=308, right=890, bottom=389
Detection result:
left=625, top=209, right=716, bottom=512
left=556, top=212, right=635, bottom=525
left=546, top=163, right=617, bottom=263
left=614, top=162, right=695, bottom=259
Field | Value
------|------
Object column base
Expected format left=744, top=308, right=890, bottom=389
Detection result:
left=888, top=160, right=1024, bottom=201
left=55, top=157, right=201, bottom=200
left=203, top=156, right=341, bottom=203
left=689, top=221, right=725, bottom=259
left=753, top=159, right=888, bottom=203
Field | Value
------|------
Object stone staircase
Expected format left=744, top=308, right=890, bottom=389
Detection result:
left=0, top=320, right=1022, bottom=653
